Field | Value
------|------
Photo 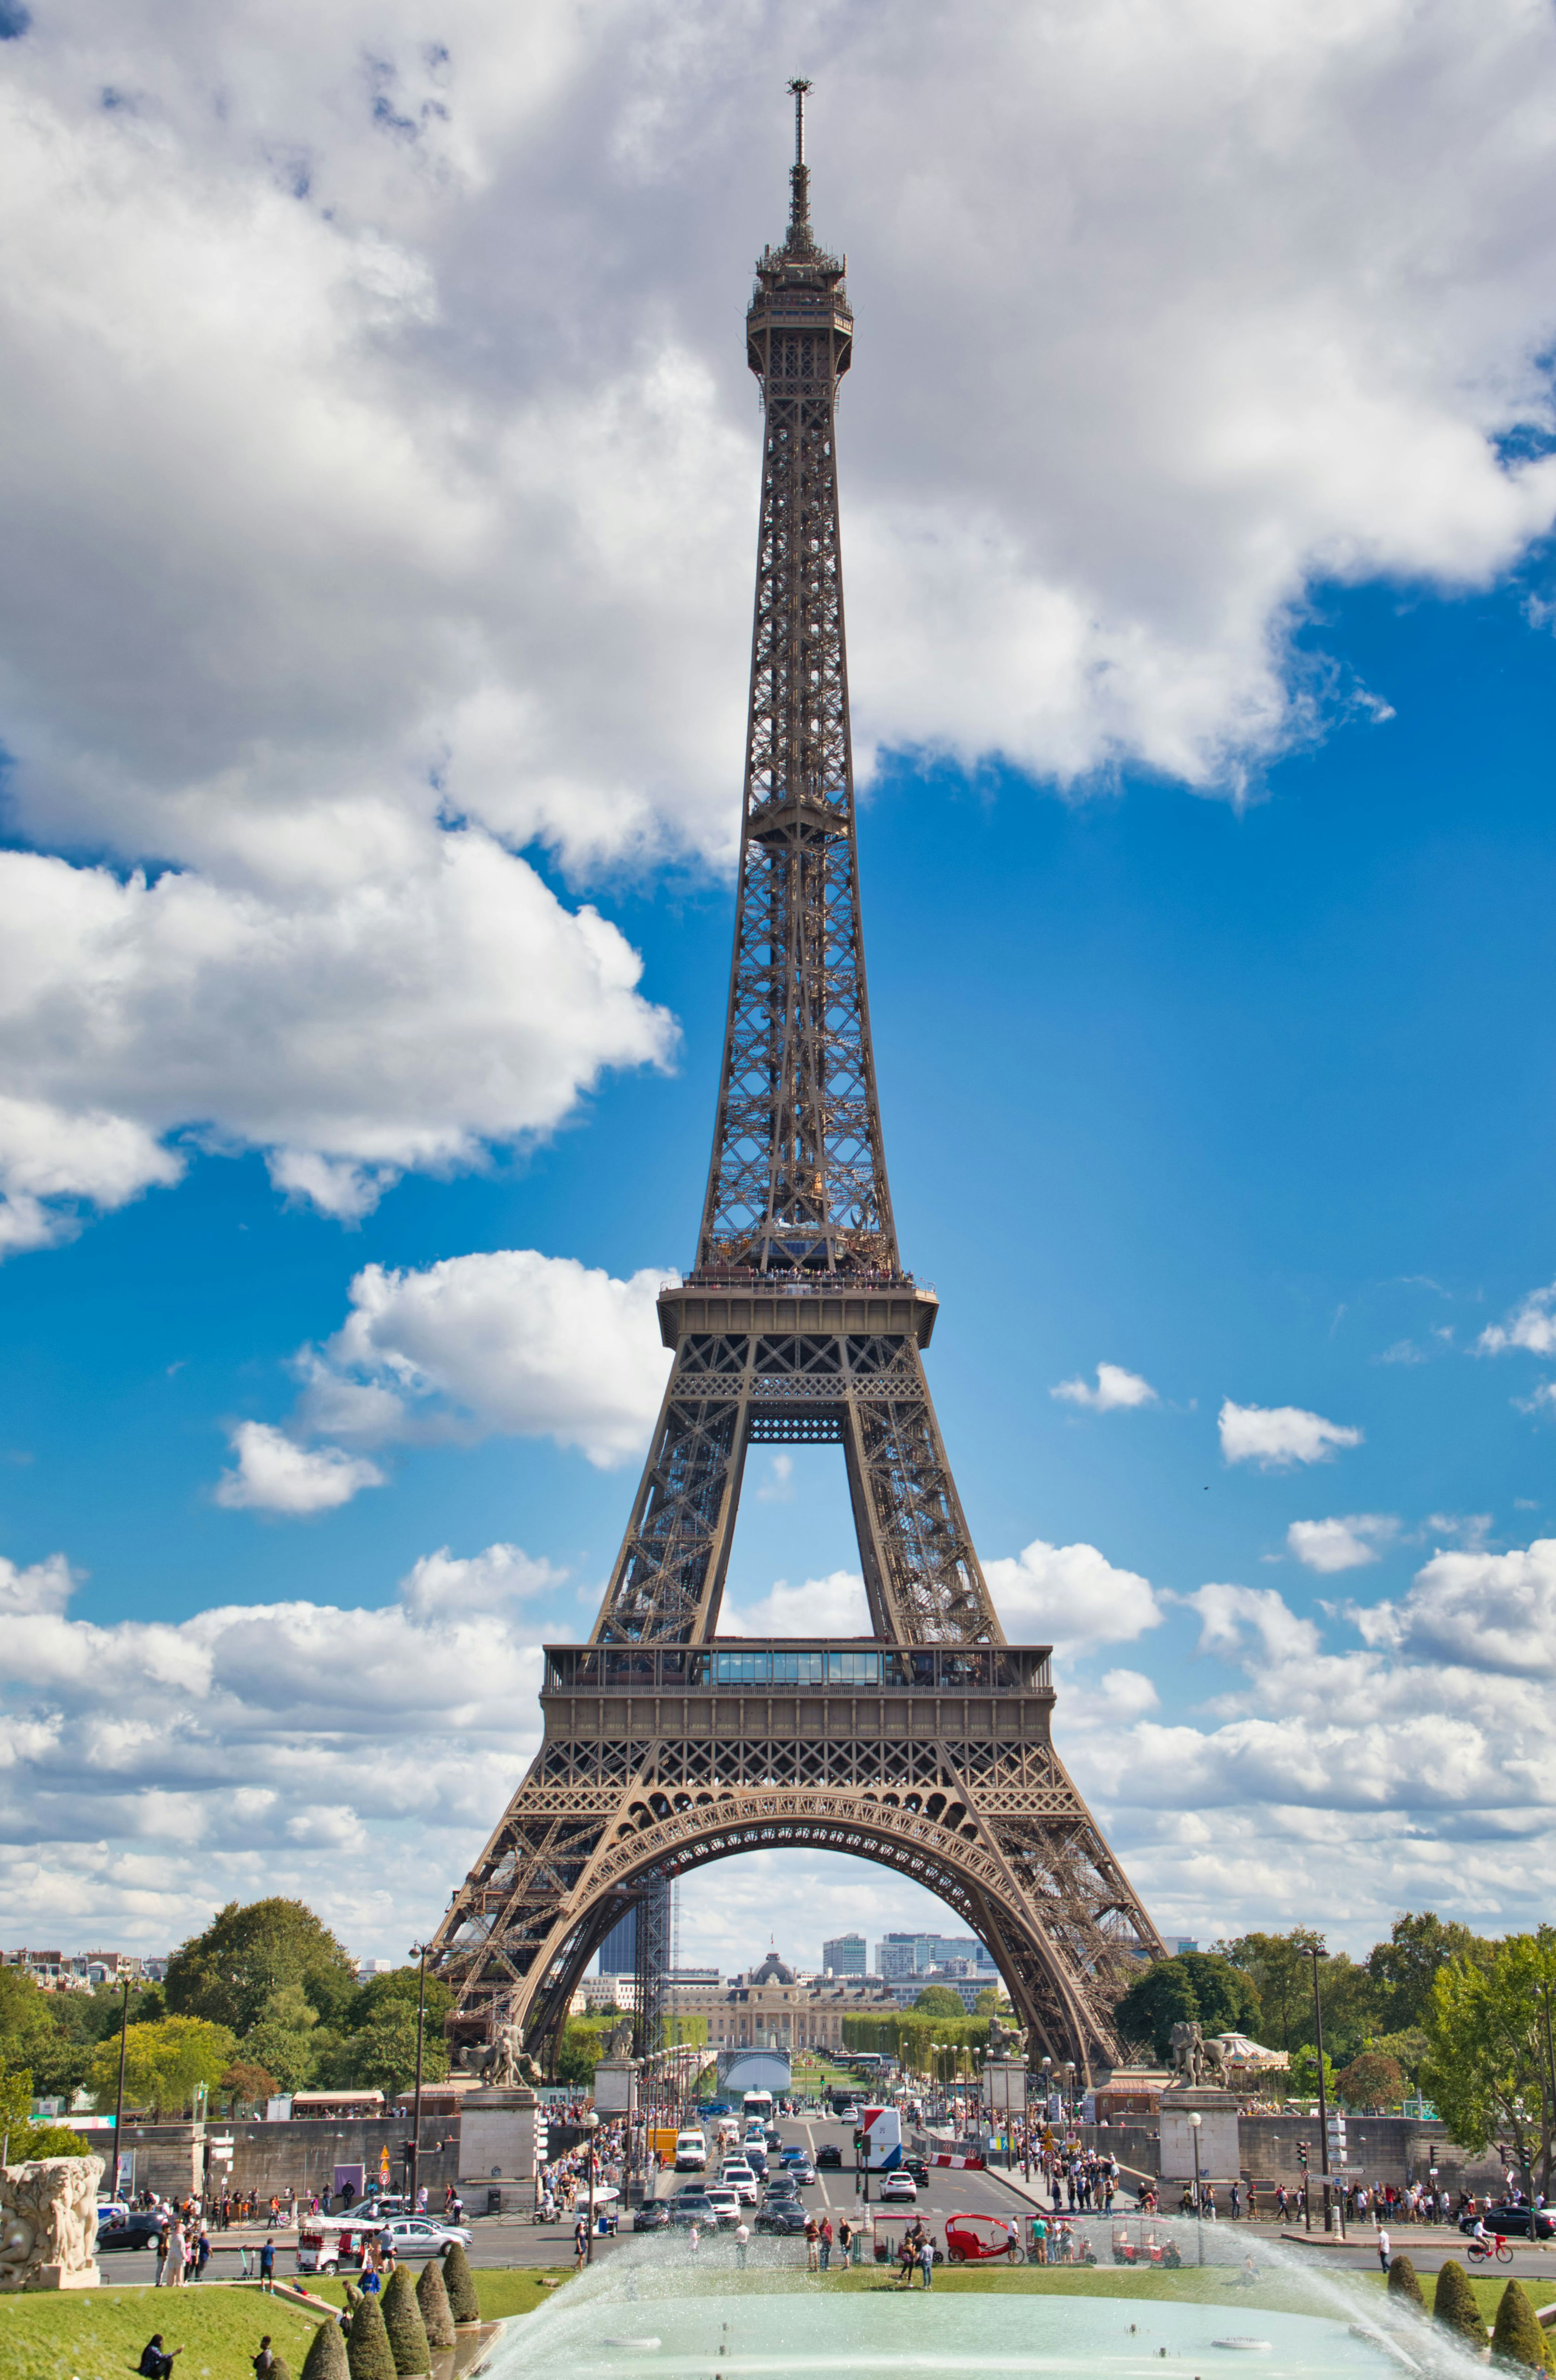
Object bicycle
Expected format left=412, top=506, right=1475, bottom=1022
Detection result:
left=1468, top=2235, right=1513, bottom=2264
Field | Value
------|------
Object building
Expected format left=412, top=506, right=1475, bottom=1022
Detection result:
left=4, top=1948, right=152, bottom=1992
left=705, top=1950, right=895, bottom=2053
left=355, top=1958, right=398, bottom=1983
left=874, top=1933, right=997, bottom=1979
left=822, top=1933, right=867, bottom=1976
left=596, top=1906, right=637, bottom=1976
left=885, top=1968, right=996, bottom=2011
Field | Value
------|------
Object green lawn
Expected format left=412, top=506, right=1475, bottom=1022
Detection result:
left=308, top=2267, right=572, bottom=2321
left=0, top=2284, right=328, bottom=2380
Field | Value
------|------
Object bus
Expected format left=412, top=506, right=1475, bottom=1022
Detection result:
left=742, top=2089, right=774, bottom=2128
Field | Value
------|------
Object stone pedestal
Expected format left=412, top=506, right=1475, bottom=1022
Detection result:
left=458, top=2089, right=543, bottom=2215
left=592, top=2059, right=637, bottom=2116
left=1158, top=2087, right=1242, bottom=2183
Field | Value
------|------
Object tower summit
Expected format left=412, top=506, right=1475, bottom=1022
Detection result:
left=431, top=94, right=1165, bottom=2078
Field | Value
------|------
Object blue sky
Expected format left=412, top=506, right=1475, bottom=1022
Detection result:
left=3, top=0, right=1556, bottom=1977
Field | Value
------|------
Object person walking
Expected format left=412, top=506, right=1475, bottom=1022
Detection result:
left=820, top=2214, right=833, bottom=2271
left=1376, top=2226, right=1391, bottom=2276
left=735, top=2217, right=749, bottom=2268
left=573, top=2215, right=588, bottom=2271
left=258, top=2237, right=276, bottom=2293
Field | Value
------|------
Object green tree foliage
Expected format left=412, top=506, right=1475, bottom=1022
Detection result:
left=1214, top=1931, right=1323, bottom=2051
left=343, top=2006, right=451, bottom=2097
left=440, top=2243, right=481, bottom=2325
left=345, top=1969, right=454, bottom=2035
left=974, top=1989, right=1001, bottom=2014
left=86, top=2015, right=236, bottom=2116
left=1422, top=1929, right=1556, bottom=2194
left=912, top=1986, right=969, bottom=2019
left=1369, top=1912, right=1484, bottom=2033
left=1114, top=1953, right=1260, bottom=2061
left=300, top=2315, right=351, bottom=2380
left=0, top=2067, right=90, bottom=2159
left=219, top=2058, right=278, bottom=2112
left=555, top=2021, right=602, bottom=2087
left=347, top=2292, right=398, bottom=2380
left=1434, top=2260, right=1490, bottom=2348
left=1285, top=2046, right=1338, bottom=2104
left=0, top=1969, right=57, bottom=2060
left=1366, top=2027, right=1429, bottom=2085
left=840, top=2011, right=991, bottom=2067
left=415, top=2258, right=456, bottom=2349
left=166, top=1898, right=356, bottom=2032
left=1386, top=2254, right=1425, bottom=2305
left=244, top=1984, right=321, bottom=2093
left=382, top=2265, right=432, bottom=2376
left=1336, top=2051, right=1404, bottom=2110
left=1492, top=2281, right=1554, bottom=2374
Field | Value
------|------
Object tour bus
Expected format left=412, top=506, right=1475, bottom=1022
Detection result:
left=742, top=2089, right=774, bottom=2128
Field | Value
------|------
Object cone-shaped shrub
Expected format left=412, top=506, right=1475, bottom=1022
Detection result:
left=441, top=2242, right=481, bottom=2326
left=1492, top=2281, right=1554, bottom=2373
left=416, top=2256, right=457, bottom=2349
left=300, top=2314, right=351, bottom=2380
left=1434, top=2260, right=1490, bottom=2349
left=1387, top=2255, right=1425, bottom=2307
left=347, top=2290, right=399, bottom=2380
left=382, top=2265, right=432, bottom=2377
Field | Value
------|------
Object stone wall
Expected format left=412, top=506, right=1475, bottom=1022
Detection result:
left=115, top=2117, right=462, bottom=2207
left=1076, top=2114, right=1504, bottom=2194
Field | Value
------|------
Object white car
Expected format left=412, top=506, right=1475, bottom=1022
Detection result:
left=720, top=2162, right=758, bottom=2204
left=703, top=2188, right=742, bottom=2226
left=376, top=2216, right=474, bottom=2254
left=879, top=2172, right=917, bottom=2202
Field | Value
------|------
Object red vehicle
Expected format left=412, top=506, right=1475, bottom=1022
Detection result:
left=944, top=2212, right=1025, bottom=2265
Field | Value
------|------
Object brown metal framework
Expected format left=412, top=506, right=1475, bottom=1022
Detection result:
left=431, top=86, right=1165, bottom=2077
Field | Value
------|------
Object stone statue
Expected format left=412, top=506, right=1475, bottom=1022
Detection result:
left=0, top=2155, right=103, bottom=2291
left=1167, top=2019, right=1204, bottom=2084
left=986, top=2014, right=1028, bottom=2061
left=601, top=2015, right=635, bottom=2060
left=457, top=2025, right=545, bottom=2090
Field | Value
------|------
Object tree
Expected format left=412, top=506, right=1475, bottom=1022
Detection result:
left=1387, top=2255, right=1425, bottom=2306
left=912, top=1986, right=968, bottom=2019
left=1114, top=1954, right=1258, bottom=2061
left=86, top=2015, right=235, bottom=2117
left=1492, top=2281, right=1554, bottom=2374
left=244, top=1984, right=321, bottom=2093
left=440, top=2243, right=481, bottom=2325
left=347, top=2293, right=398, bottom=2380
left=344, top=2006, right=450, bottom=2097
left=166, top=1898, right=356, bottom=2033
left=218, top=2059, right=278, bottom=2112
left=1434, top=2260, right=1489, bottom=2349
left=0, top=1969, right=57, bottom=2061
left=1422, top=1930, right=1556, bottom=2196
left=1216, top=1931, right=1325, bottom=2051
left=974, top=1989, right=1000, bottom=2014
left=0, top=2068, right=90, bottom=2160
left=382, top=2266, right=432, bottom=2377
left=1336, top=2052, right=1404, bottom=2111
left=415, top=2259, right=456, bottom=2350
left=1370, top=1912, right=1485, bottom=2033
left=344, top=1968, right=453, bottom=2037
left=1284, top=2046, right=1337, bottom=2105
left=301, top=2322, right=349, bottom=2380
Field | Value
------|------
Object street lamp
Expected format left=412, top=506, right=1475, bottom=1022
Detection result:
left=1040, top=2057, right=1055, bottom=2205
left=406, top=1944, right=430, bottom=2218
left=1307, top=1945, right=1345, bottom=2239
left=584, top=2109, right=600, bottom=2265
left=1190, top=2111, right=1204, bottom=2265
left=1537, top=1982, right=1556, bottom=2207
left=111, top=1974, right=132, bottom=2202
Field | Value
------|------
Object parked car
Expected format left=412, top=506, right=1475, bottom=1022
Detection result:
left=376, top=2217, right=474, bottom=2255
left=879, top=2172, right=918, bottom=2202
left=1460, top=2205, right=1556, bottom=2242
left=755, top=2202, right=809, bottom=2235
left=95, top=2205, right=165, bottom=2252
left=814, top=2146, right=843, bottom=2170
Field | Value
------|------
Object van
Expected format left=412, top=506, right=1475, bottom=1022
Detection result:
left=716, top=2117, right=741, bottom=2149
left=674, top=2128, right=708, bottom=2172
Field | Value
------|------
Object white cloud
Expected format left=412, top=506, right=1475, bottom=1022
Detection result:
left=755, top=1453, right=795, bottom=1504
left=1356, top=1537, right=1556, bottom=1677
left=1218, top=1398, right=1363, bottom=1468
left=400, top=1542, right=566, bottom=1620
left=4, top=4, right=1556, bottom=1252
left=1287, top=1514, right=1398, bottom=1573
left=1051, top=1362, right=1158, bottom=1413
left=0, top=1554, right=77, bottom=1620
left=1479, top=1281, right=1556, bottom=1356
left=1187, top=1582, right=1322, bottom=1665
left=721, top=1571, right=873, bottom=1638
left=983, top=1537, right=1162, bottom=1652
left=215, top=1422, right=386, bottom=1515
left=292, top=1248, right=676, bottom=1470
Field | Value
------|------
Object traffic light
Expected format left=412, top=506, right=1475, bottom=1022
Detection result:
left=1297, top=2141, right=1310, bottom=2170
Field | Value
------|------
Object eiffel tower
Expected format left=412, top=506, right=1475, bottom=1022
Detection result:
left=432, top=84, right=1165, bottom=2076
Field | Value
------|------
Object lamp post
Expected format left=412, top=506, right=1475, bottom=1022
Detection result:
left=584, top=2108, right=600, bottom=2264
left=1537, top=1981, right=1556, bottom=2207
left=111, top=1973, right=132, bottom=2202
left=406, top=1943, right=430, bottom=2217
left=1041, top=2057, right=1055, bottom=2204
left=1190, top=2111, right=1204, bottom=2264
left=1308, top=1945, right=1344, bottom=2238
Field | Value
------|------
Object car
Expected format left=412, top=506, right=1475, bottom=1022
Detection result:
left=720, top=2163, right=759, bottom=2205
left=357, top=2195, right=412, bottom=2221
left=94, top=2206, right=165, bottom=2252
left=376, top=2216, right=474, bottom=2254
left=670, top=2192, right=717, bottom=2226
left=703, top=2188, right=743, bottom=2227
left=779, top=2145, right=808, bottom=2165
left=755, top=2203, right=809, bottom=2234
left=1460, top=2205, right=1556, bottom=2242
left=632, top=2200, right=672, bottom=2231
left=675, top=2128, right=709, bottom=2173
left=879, top=2172, right=918, bottom=2202
left=814, top=2145, right=843, bottom=2170
left=903, top=2157, right=931, bottom=2186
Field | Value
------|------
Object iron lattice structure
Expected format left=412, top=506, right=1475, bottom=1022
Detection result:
left=432, top=87, right=1165, bottom=2077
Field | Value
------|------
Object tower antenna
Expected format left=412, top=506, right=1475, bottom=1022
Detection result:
left=787, top=77, right=813, bottom=247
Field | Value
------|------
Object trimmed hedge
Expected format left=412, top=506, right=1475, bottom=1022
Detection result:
left=300, top=2315, right=351, bottom=2380
left=441, top=2241, right=482, bottom=2325
left=1492, top=2281, right=1554, bottom=2374
left=1386, top=2254, right=1425, bottom=2307
left=1434, top=2260, right=1490, bottom=2348
left=416, top=2255, right=457, bottom=2348
left=347, top=2291, right=399, bottom=2380
left=382, top=2265, right=432, bottom=2377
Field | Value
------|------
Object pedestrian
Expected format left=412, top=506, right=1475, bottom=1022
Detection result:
left=838, top=2215, right=852, bottom=2270
left=259, top=2237, right=276, bottom=2293
left=574, top=2215, right=588, bottom=2270
left=917, top=2232, right=934, bottom=2291
left=138, top=2337, right=181, bottom=2378
left=166, top=2217, right=186, bottom=2287
left=688, top=2220, right=701, bottom=2256
left=154, top=2224, right=171, bottom=2288
left=1377, top=2226, right=1391, bottom=2276
left=253, top=2338, right=276, bottom=2377
left=821, top=2214, right=833, bottom=2271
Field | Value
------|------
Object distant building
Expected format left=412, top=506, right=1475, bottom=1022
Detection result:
left=874, top=1932, right=996, bottom=1978
left=596, top=1907, right=638, bottom=1976
left=1168, top=1938, right=1200, bottom=1956
left=4, top=1948, right=155, bottom=1993
left=355, top=1958, right=398, bottom=1983
left=706, top=1951, right=895, bottom=2053
left=822, top=1933, right=867, bottom=1976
